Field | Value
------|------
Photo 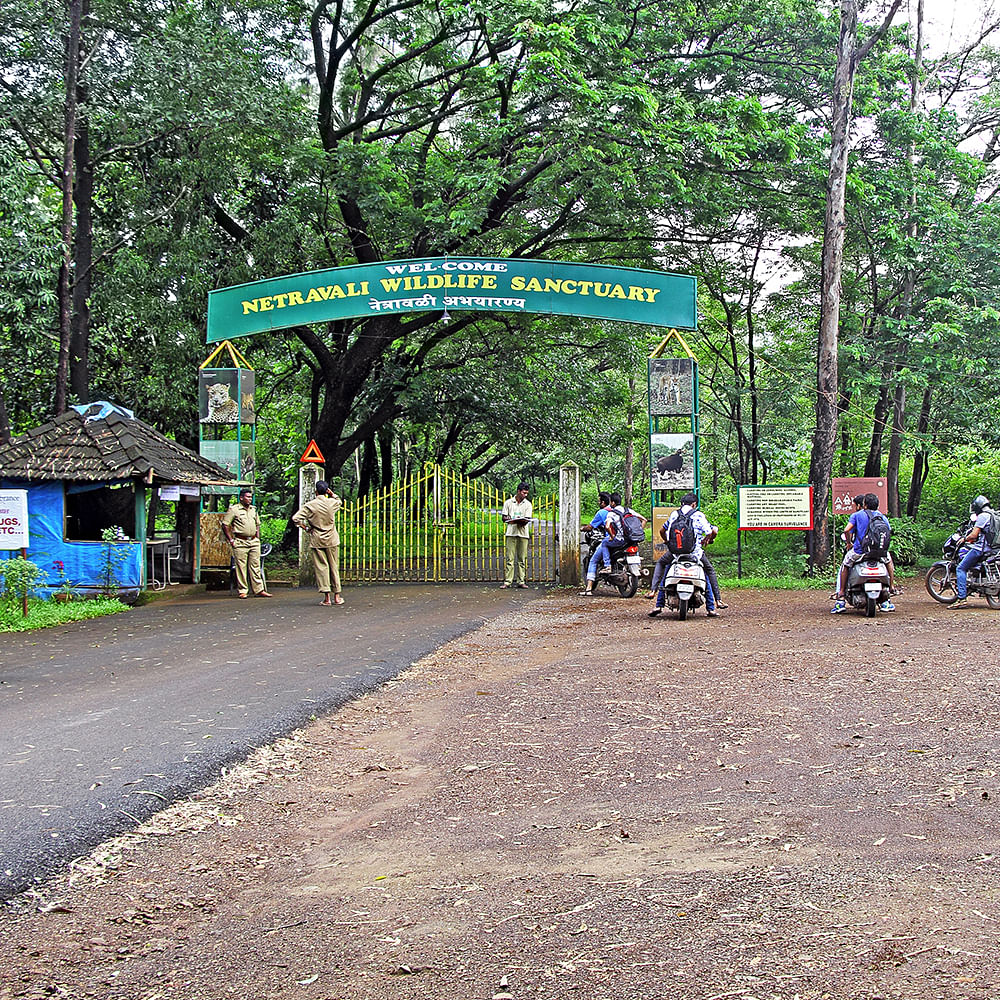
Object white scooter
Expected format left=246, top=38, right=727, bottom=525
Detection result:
left=660, top=554, right=709, bottom=620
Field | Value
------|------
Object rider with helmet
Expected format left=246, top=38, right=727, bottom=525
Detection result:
left=951, top=494, right=997, bottom=609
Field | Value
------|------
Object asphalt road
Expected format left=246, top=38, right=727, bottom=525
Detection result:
left=0, top=583, right=534, bottom=901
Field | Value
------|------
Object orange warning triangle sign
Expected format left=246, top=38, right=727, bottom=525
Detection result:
left=299, top=439, right=326, bottom=464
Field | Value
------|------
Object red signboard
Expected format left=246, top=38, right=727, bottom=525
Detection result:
left=831, top=477, right=888, bottom=515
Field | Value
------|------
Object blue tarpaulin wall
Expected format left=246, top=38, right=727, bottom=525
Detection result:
left=0, top=480, right=142, bottom=596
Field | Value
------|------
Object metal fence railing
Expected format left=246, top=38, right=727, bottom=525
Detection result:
left=339, top=464, right=556, bottom=583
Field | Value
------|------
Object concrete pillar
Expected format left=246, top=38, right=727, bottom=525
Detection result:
left=298, top=464, right=323, bottom=587
left=559, top=462, right=581, bottom=587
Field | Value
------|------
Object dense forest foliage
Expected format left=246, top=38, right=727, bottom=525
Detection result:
left=3, top=0, right=1000, bottom=563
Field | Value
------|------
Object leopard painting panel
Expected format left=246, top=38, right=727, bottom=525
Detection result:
left=198, top=370, right=255, bottom=424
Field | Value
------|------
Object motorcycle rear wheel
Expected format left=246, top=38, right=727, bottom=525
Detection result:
left=925, top=563, right=958, bottom=605
left=617, top=575, right=638, bottom=598
left=986, top=591, right=1000, bottom=610
left=865, top=596, right=877, bottom=618
left=678, top=597, right=689, bottom=621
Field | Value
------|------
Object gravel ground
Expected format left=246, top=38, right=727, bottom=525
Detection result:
left=2, top=586, right=1000, bottom=1000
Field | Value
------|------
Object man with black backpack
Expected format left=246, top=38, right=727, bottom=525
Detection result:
left=648, top=492, right=720, bottom=618
left=581, top=492, right=646, bottom=596
left=832, top=493, right=896, bottom=613
left=951, top=494, right=998, bottom=609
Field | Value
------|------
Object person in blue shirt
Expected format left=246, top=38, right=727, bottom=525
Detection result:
left=831, top=495, right=868, bottom=613
left=832, top=493, right=896, bottom=613
left=581, top=492, right=613, bottom=596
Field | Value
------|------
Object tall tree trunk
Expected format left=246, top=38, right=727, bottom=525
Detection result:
left=70, top=103, right=92, bottom=403
left=0, top=380, right=10, bottom=444
left=54, top=0, right=83, bottom=416
left=837, top=388, right=852, bottom=475
left=885, top=383, right=905, bottom=516
left=906, top=386, right=932, bottom=517
left=864, top=383, right=890, bottom=476
left=378, top=426, right=393, bottom=488
left=808, top=0, right=858, bottom=569
left=623, top=375, right=636, bottom=506
left=808, top=0, right=902, bottom=568
left=746, top=242, right=763, bottom=484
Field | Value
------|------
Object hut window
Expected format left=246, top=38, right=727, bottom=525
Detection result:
left=65, top=483, right=135, bottom=541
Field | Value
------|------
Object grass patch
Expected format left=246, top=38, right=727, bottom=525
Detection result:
left=0, top=597, right=130, bottom=633
left=718, top=575, right=828, bottom=591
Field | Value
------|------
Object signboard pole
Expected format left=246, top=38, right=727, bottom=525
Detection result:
left=298, top=465, right=323, bottom=587
left=559, top=462, right=581, bottom=587
left=22, top=547, right=28, bottom=617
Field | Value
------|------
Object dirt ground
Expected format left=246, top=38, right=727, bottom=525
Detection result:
left=3, top=586, right=1000, bottom=1000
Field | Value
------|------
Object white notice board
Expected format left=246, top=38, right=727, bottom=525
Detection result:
left=0, top=489, right=29, bottom=549
left=738, top=485, right=813, bottom=531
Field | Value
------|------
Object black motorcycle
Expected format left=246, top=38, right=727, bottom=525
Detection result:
left=925, top=527, right=1000, bottom=608
left=582, top=527, right=642, bottom=598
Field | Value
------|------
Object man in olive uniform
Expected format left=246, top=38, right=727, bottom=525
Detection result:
left=292, top=480, right=344, bottom=606
left=221, top=488, right=272, bottom=599
left=501, top=482, right=532, bottom=589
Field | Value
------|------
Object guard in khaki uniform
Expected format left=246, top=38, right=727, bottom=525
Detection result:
left=221, top=488, right=272, bottom=599
left=293, top=480, right=344, bottom=606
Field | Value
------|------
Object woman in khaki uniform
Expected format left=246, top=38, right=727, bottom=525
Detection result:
left=293, top=480, right=344, bottom=606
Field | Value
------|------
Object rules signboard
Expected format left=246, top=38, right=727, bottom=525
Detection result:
left=738, top=485, right=814, bottom=531
left=0, top=489, right=29, bottom=549
left=831, top=477, right=888, bottom=515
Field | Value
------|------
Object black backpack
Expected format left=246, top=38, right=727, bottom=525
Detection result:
left=861, top=512, right=891, bottom=559
left=619, top=510, right=646, bottom=545
left=666, top=507, right=697, bottom=555
left=980, top=510, right=1000, bottom=549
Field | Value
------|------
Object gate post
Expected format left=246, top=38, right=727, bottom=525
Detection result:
left=298, top=464, right=323, bottom=587
left=559, top=462, right=581, bottom=587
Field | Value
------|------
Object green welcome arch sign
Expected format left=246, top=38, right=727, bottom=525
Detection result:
left=207, top=257, right=697, bottom=342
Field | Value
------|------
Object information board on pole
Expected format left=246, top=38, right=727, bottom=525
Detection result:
left=831, top=477, right=888, bottom=515
left=738, top=485, right=813, bottom=531
left=0, top=489, right=29, bottom=549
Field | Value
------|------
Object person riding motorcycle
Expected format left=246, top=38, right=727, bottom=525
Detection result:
left=581, top=492, right=613, bottom=596
left=832, top=493, right=896, bottom=613
left=950, top=494, right=996, bottom=609
left=645, top=518, right=725, bottom=609
left=648, top=492, right=718, bottom=618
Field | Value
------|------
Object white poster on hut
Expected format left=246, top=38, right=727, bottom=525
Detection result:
left=0, top=489, right=29, bottom=549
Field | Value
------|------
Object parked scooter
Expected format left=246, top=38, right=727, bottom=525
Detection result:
left=582, top=528, right=642, bottom=597
left=660, top=553, right=708, bottom=620
left=842, top=556, right=892, bottom=618
left=925, top=526, right=1000, bottom=608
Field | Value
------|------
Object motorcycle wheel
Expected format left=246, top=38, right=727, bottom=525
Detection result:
left=924, top=563, right=958, bottom=605
left=617, top=575, right=638, bottom=598
left=865, top=596, right=877, bottom=618
left=678, top=597, right=689, bottom=621
left=986, top=591, right=1000, bottom=610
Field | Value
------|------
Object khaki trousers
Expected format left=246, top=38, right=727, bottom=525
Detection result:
left=312, top=546, right=341, bottom=594
left=233, top=540, right=264, bottom=595
left=504, top=536, right=529, bottom=585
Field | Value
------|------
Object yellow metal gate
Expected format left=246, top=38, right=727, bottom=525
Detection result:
left=339, top=465, right=556, bottom=583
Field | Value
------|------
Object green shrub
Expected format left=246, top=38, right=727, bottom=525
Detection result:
left=0, top=556, right=44, bottom=603
left=0, top=596, right=129, bottom=632
left=887, top=516, right=920, bottom=566
left=260, top=516, right=289, bottom=547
